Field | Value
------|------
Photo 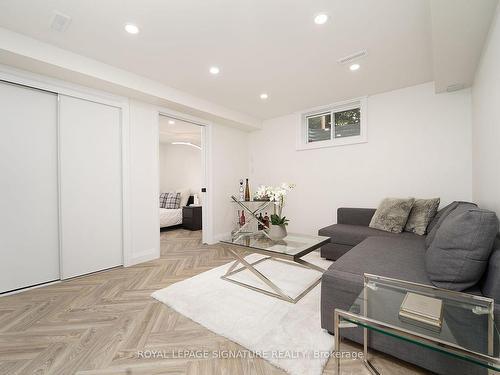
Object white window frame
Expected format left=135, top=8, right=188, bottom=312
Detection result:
left=296, top=97, right=367, bottom=150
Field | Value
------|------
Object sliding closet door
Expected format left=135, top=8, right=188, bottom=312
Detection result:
left=0, top=82, right=59, bottom=293
left=59, top=96, right=123, bottom=279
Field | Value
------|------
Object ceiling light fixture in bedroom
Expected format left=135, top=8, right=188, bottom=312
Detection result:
left=168, top=119, right=175, bottom=125
left=172, top=142, right=201, bottom=150
left=314, top=13, right=328, bottom=25
left=124, top=23, right=140, bottom=34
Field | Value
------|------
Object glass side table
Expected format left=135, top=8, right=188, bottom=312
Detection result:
left=334, top=274, right=500, bottom=374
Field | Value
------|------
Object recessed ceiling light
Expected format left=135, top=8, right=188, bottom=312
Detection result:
left=168, top=120, right=175, bottom=125
left=314, top=13, right=328, bottom=25
left=209, top=66, right=220, bottom=75
left=125, top=23, right=139, bottom=34
left=260, top=93, right=269, bottom=100
left=349, top=63, right=360, bottom=71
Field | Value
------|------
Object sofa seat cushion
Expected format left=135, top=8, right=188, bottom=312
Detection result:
left=318, top=223, right=418, bottom=247
left=326, top=235, right=429, bottom=284
left=321, top=236, right=430, bottom=330
left=321, top=235, right=485, bottom=324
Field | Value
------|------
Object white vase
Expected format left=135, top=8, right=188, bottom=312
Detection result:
left=268, top=224, right=287, bottom=241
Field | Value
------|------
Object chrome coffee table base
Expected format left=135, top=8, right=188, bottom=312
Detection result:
left=220, top=246, right=325, bottom=304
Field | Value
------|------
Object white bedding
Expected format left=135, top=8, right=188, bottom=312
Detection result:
left=159, top=208, right=182, bottom=228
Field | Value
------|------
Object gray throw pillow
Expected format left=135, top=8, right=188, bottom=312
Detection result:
left=369, top=197, right=415, bottom=233
left=404, top=198, right=440, bottom=235
left=425, top=208, right=499, bottom=291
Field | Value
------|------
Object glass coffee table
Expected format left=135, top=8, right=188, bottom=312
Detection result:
left=220, top=232, right=330, bottom=303
left=334, top=274, right=500, bottom=374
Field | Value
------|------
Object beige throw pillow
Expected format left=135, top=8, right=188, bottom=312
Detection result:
left=404, top=198, right=440, bottom=235
left=369, top=197, right=415, bottom=233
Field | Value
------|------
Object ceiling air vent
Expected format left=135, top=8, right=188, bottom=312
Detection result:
left=446, top=83, right=465, bottom=92
left=337, top=50, right=368, bottom=65
left=50, top=11, right=72, bottom=32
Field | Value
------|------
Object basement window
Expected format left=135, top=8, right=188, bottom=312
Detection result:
left=297, top=97, right=367, bottom=150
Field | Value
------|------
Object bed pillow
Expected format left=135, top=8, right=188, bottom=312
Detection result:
left=177, top=188, right=190, bottom=207
left=159, top=193, right=169, bottom=208
left=404, top=198, right=440, bottom=235
left=165, top=192, right=181, bottom=209
left=369, top=197, right=415, bottom=233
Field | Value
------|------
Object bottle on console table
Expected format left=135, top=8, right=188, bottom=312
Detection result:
left=239, top=210, right=246, bottom=227
left=244, top=178, right=250, bottom=201
left=239, top=179, right=245, bottom=201
left=263, top=212, right=270, bottom=228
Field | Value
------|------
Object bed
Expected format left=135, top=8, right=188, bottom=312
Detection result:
left=159, top=208, right=182, bottom=228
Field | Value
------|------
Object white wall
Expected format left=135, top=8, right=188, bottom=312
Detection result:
left=211, top=124, right=249, bottom=240
left=128, top=100, right=161, bottom=265
left=472, top=3, right=500, bottom=217
left=249, top=82, right=472, bottom=235
left=159, top=143, right=201, bottom=195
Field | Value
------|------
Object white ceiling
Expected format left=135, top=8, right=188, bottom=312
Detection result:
left=0, top=0, right=496, bottom=120
left=159, top=116, right=202, bottom=146
left=430, top=0, right=498, bottom=93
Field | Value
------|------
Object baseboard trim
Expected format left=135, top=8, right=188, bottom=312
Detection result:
left=0, top=280, right=61, bottom=297
left=126, top=248, right=159, bottom=266
left=211, top=232, right=231, bottom=244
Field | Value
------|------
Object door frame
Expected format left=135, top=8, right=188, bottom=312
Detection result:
left=156, top=107, right=214, bottom=244
left=0, top=64, right=132, bottom=275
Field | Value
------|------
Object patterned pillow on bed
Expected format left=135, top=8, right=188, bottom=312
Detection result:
left=164, top=192, right=181, bottom=209
left=159, top=193, right=166, bottom=208
left=159, top=193, right=168, bottom=208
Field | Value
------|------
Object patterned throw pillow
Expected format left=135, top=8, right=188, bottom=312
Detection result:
left=159, top=193, right=168, bottom=208
left=404, top=198, right=440, bottom=235
left=165, top=192, right=181, bottom=209
left=369, top=197, right=415, bottom=233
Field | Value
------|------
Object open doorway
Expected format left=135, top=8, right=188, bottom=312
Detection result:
left=158, top=114, right=204, bottom=240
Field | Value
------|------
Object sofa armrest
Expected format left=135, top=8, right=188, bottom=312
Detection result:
left=337, top=208, right=376, bottom=226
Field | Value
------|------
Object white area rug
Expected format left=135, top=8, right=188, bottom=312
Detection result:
left=152, top=252, right=334, bottom=375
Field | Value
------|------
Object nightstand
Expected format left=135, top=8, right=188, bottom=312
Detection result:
left=182, top=206, right=202, bottom=231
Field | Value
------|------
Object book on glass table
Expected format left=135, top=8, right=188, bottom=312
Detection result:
left=399, top=292, right=443, bottom=332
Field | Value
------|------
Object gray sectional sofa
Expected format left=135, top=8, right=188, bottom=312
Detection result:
left=319, top=203, right=500, bottom=375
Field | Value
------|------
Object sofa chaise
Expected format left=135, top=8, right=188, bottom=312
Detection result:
left=319, top=203, right=500, bottom=375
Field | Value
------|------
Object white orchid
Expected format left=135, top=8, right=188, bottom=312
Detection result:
left=254, top=183, right=295, bottom=219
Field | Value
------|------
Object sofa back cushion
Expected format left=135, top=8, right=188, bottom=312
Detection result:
left=425, top=207, right=499, bottom=291
left=425, top=201, right=475, bottom=248
left=480, top=235, right=500, bottom=302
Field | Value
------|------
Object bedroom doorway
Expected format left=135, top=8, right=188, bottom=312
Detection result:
left=158, top=114, right=207, bottom=242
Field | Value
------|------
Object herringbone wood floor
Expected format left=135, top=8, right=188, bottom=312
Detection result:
left=0, top=229, right=430, bottom=375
